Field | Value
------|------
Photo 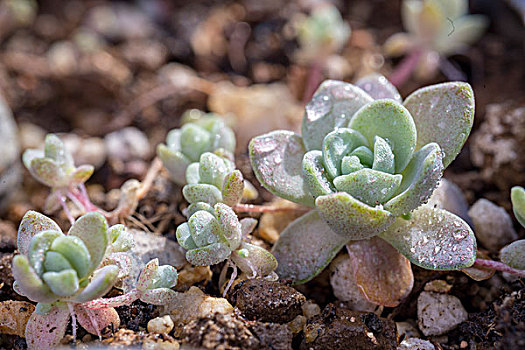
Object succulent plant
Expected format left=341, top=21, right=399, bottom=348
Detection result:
left=249, top=76, right=477, bottom=303
left=13, top=210, right=177, bottom=349
left=157, top=109, right=236, bottom=185
left=499, top=186, right=525, bottom=270
left=176, top=203, right=277, bottom=278
left=384, top=0, right=488, bottom=83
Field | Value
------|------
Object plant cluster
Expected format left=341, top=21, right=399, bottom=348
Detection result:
left=499, top=186, right=525, bottom=269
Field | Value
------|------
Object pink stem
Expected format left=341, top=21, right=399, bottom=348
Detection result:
left=233, top=203, right=310, bottom=214
left=302, top=60, right=324, bottom=103
left=439, top=57, right=467, bottom=81
left=389, top=49, right=423, bottom=88
left=77, top=184, right=99, bottom=212
left=67, top=303, right=77, bottom=342
left=223, top=261, right=238, bottom=298
left=473, top=258, right=525, bottom=278
left=82, top=289, right=140, bottom=309
left=59, top=196, right=75, bottom=225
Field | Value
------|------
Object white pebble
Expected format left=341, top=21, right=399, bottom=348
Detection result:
left=417, top=291, right=467, bottom=336
left=147, top=315, right=174, bottom=334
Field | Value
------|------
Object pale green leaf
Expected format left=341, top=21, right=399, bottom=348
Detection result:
left=186, top=242, right=231, bottom=266
left=188, top=210, right=221, bottom=247
left=355, top=74, right=402, bottom=102
left=500, top=240, right=525, bottom=270
left=42, top=269, right=79, bottom=297
left=232, top=242, right=277, bottom=277
left=12, top=255, right=57, bottom=303
left=157, top=144, right=191, bottom=185
left=511, top=186, right=525, bottom=228
left=321, top=128, right=368, bottom=179
left=69, top=212, right=108, bottom=274
left=182, top=184, right=223, bottom=206
left=302, top=150, right=335, bottom=198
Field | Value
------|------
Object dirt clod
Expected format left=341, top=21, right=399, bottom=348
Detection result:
left=250, top=322, right=293, bottom=350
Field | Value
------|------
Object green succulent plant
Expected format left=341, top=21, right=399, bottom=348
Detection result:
left=13, top=210, right=177, bottom=350
left=157, top=109, right=236, bottom=185
left=499, top=186, right=525, bottom=270
left=249, top=76, right=477, bottom=289
left=176, top=203, right=277, bottom=278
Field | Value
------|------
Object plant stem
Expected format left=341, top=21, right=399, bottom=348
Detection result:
left=389, top=49, right=423, bottom=88
left=302, top=59, right=324, bottom=103
left=233, top=203, right=310, bottom=214
left=67, top=303, right=77, bottom=342
left=439, top=57, right=467, bottom=81
left=137, top=157, right=163, bottom=200
left=473, top=258, right=525, bottom=278
left=59, top=196, right=75, bottom=225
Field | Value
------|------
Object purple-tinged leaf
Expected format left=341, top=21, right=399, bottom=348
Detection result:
left=30, top=158, right=64, bottom=188
left=231, top=242, right=277, bottom=277
left=74, top=305, right=120, bottom=336
left=222, top=170, right=244, bottom=206
left=137, top=259, right=159, bottom=292
left=68, top=212, right=108, bottom=274
left=18, top=211, right=61, bottom=256
left=272, top=210, right=348, bottom=284
left=240, top=218, right=258, bottom=236
left=346, top=237, right=413, bottom=307
left=82, top=289, right=140, bottom=309
left=183, top=184, right=222, bottom=206
left=70, top=165, right=94, bottom=185
left=355, top=74, right=402, bottom=102
left=186, top=242, right=231, bottom=266
left=12, top=255, right=56, bottom=303
left=25, top=304, right=70, bottom=350
left=140, top=288, right=178, bottom=305
left=500, top=240, right=525, bottom=270
left=215, top=203, right=242, bottom=250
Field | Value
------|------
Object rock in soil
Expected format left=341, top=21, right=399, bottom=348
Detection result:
left=229, top=278, right=306, bottom=323
left=147, top=315, right=174, bottom=335
left=181, top=313, right=260, bottom=350
left=299, top=304, right=398, bottom=349
left=0, top=94, right=20, bottom=211
left=468, top=198, right=518, bottom=251
left=417, top=291, right=468, bottom=336
left=397, top=338, right=435, bottom=350
left=102, top=328, right=179, bottom=349
left=250, top=322, right=293, bottom=350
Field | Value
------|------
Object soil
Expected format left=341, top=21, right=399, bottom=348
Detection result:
left=0, top=0, right=524, bottom=349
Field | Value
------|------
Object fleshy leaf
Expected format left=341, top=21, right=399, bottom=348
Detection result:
left=185, top=162, right=200, bottom=184
left=231, top=242, right=277, bottom=277
left=511, top=186, right=525, bottom=227
left=379, top=205, right=476, bottom=270
left=316, top=192, right=395, bottom=239
left=107, top=225, right=134, bottom=253
left=341, top=155, right=364, bottom=174
left=346, top=237, right=413, bottom=307
left=180, top=124, right=212, bottom=162
left=71, top=265, right=119, bottom=303
left=349, top=146, right=374, bottom=167
left=302, top=80, right=373, bottom=151
left=198, top=152, right=232, bottom=189
left=355, top=74, right=402, bottom=103
left=42, top=269, right=79, bottom=297
left=75, top=305, right=120, bottom=336
left=436, top=15, right=489, bottom=55
left=372, top=136, right=395, bottom=174
left=215, top=203, right=242, bottom=250
left=140, top=288, right=178, bottom=305
left=186, top=202, right=214, bottom=219
left=321, top=128, right=368, bottom=180
left=22, top=149, right=44, bottom=170
left=49, top=236, right=91, bottom=279
left=186, top=242, right=231, bottom=266
left=249, top=130, right=314, bottom=206
left=222, top=170, right=244, bottom=206
left=403, top=82, right=474, bottom=168
left=148, top=265, right=178, bottom=289
left=43, top=251, right=73, bottom=273
left=183, top=184, right=223, bottom=206
left=137, top=259, right=159, bottom=292
left=500, top=240, right=525, bottom=270
left=25, top=304, right=70, bottom=350
left=349, top=99, right=417, bottom=172
left=18, top=211, right=62, bottom=256
left=28, top=230, right=64, bottom=276
left=333, top=169, right=402, bottom=206
left=12, top=255, right=56, bottom=303
left=70, top=165, right=94, bottom=185
left=272, top=210, right=348, bottom=284
left=157, top=144, right=191, bottom=185
left=302, top=150, right=335, bottom=198
left=240, top=218, right=258, bottom=236
left=176, top=223, right=198, bottom=250
left=30, top=158, right=64, bottom=187
left=384, top=143, right=443, bottom=216
left=44, top=134, right=73, bottom=169
left=69, top=212, right=108, bottom=274
left=188, top=211, right=220, bottom=246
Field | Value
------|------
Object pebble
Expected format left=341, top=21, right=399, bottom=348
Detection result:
left=0, top=94, right=20, bottom=209
left=398, top=338, right=435, bottom=350
left=417, top=291, right=468, bottom=336
left=396, top=321, right=421, bottom=340
left=147, top=315, right=174, bottom=334
left=427, top=178, right=472, bottom=226
left=105, top=127, right=151, bottom=161
left=468, top=198, right=518, bottom=251
left=132, top=230, right=187, bottom=268
left=62, top=133, right=107, bottom=169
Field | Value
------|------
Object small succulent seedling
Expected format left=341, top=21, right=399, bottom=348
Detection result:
left=249, top=76, right=477, bottom=305
left=13, top=210, right=177, bottom=349
left=384, top=0, right=488, bottom=84
left=157, top=109, right=236, bottom=185
left=176, top=203, right=277, bottom=289
left=294, top=3, right=351, bottom=64
left=499, top=186, right=525, bottom=270
left=23, top=134, right=96, bottom=217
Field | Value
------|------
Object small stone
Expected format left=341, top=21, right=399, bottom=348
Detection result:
left=229, top=279, right=306, bottom=323
left=148, top=315, right=175, bottom=334
left=250, top=322, right=293, bottom=350
left=329, top=255, right=377, bottom=312
left=132, top=230, right=187, bottom=268
left=0, top=94, right=20, bottom=210
left=105, top=127, right=151, bottom=162
left=396, top=321, right=420, bottom=340
left=424, top=280, right=453, bottom=293
left=417, top=291, right=468, bottom=336
left=301, top=300, right=321, bottom=319
left=18, top=122, right=46, bottom=150
left=398, top=338, right=435, bottom=350
left=460, top=340, right=468, bottom=348
left=287, top=315, right=306, bottom=334
left=62, top=134, right=107, bottom=169
left=469, top=198, right=518, bottom=251
left=427, top=178, right=472, bottom=226
left=142, top=337, right=180, bottom=350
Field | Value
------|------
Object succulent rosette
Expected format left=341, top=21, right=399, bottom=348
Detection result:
left=176, top=203, right=277, bottom=277
left=157, top=109, right=236, bottom=185
left=249, top=76, right=477, bottom=300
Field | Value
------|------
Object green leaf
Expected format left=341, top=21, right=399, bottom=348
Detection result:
left=71, top=265, right=119, bottom=302
left=240, top=218, right=258, bottom=236
left=355, top=74, right=402, bottom=103
left=349, top=99, right=417, bottom=172
left=28, top=230, right=64, bottom=276
left=18, top=211, right=62, bottom=256
left=384, top=143, right=443, bottom=216
left=165, top=129, right=182, bottom=150
left=249, top=130, right=314, bottom=206
left=272, top=210, right=348, bottom=283
left=148, top=265, right=178, bottom=289
left=372, top=136, right=395, bottom=174
left=198, top=152, right=233, bottom=189
left=231, top=242, right=277, bottom=277
left=69, top=165, right=94, bottom=185
left=379, top=205, right=477, bottom=270
left=511, top=186, right=525, bottom=228
left=140, top=288, right=178, bottom=305
left=500, top=240, right=525, bottom=270
left=435, top=15, right=488, bottom=55
left=302, top=150, right=335, bottom=198
left=222, top=170, right=244, bottom=206
left=349, top=146, right=374, bottom=167
left=12, top=255, right=56, bottom=303
left=43, top=251, right=73, bottom=272
left=186, top=202, right=215, bottom=219
left=316, top=192, right=395, bottom=239
left=180, top=123, right=212, bottom=162
left=302, top=80, right=373, bottom=151
left=333, top=169, right=402, bottom=206
left=185, top=162, right=200, bottom=184
left=44, top=134, right=73, bottom=170
left=188, top=211, right=221, bottom=247
left=341, top=155, right=364, bottom=174
left=403, top=82, right=474, bottom=168
left=176, top=223, right=197, bottom=250
left=107, top=224, right=134, bottom=253
left=215, top=203, right=242, bottom=250
left=321, top=128, right=368, bottom=179
left=69, top=212, right=108, bottom=274
left=49, top=236, right=91, bottom=279
left=30, top=158, right=65, bottom=187
left=157, top=144, right=191, bottom=185
left=137, top=259, right=159, bottom=291
left=22, top=149, right=44, bottom=170
left=186, top=242, right=231, bottom=266
left=42, top=269, right=79, bottom=297
left=183, top=184, right=223, bottom=206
